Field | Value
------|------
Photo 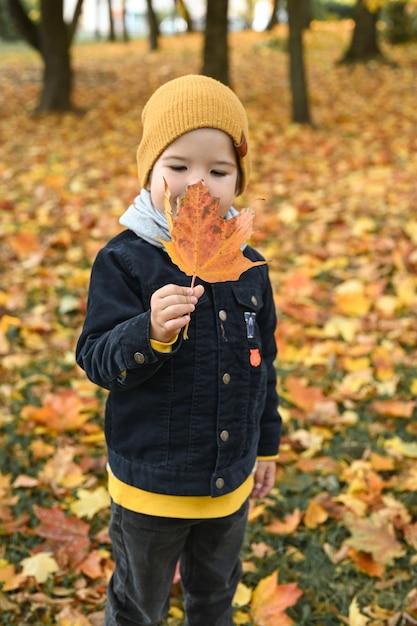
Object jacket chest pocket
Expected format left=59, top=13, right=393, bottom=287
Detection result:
left=229, top=284, right=264, bottom=345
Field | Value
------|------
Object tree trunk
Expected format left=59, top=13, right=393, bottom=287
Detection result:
left=38, top=0, right=72, bottom=112
left=267, top=0, right=279, bottom=30
left=202, top=0, right=229, bottom=86
left=7, top=0, right=83, bottom=113
left=145, top=0, right=158, bottom=51
left=6, top=0, right=40, bottom=50
left=176, top=0, right=193, bottom=31
left=121, top=0, right=129, bottom=42
left=107, top=0, right=116, bottom=41
left=287, top=0, right=311, bottom=124
left=340, top=0, right=382, bottom=62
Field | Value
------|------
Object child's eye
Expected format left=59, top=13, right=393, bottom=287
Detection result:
left=211, top=170, right=226, bottom=177
left=170, top=165, right=187, bottom=172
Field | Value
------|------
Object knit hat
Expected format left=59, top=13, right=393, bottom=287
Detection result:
left=136, top=74, right=251, bottom=195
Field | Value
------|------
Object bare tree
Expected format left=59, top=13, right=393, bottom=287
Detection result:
left=175, top=0, right=193, bottom=31
left=6, top=0, right=83, bottom=113
left=340, top=0, right=383, bottom=62
left=145, top=0, right=159, bottom=51
left=267, top=0, right=280, bottom=29
left=202, top=0, right=229, bottom=85
left=287, top=0, right=312, bottom=123
left=107, top=0, right=115, bottom=41
left=121, top=0, right=129, bottom=42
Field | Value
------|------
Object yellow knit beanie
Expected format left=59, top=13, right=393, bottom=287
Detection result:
left=137, top=74, right=251, bottom=195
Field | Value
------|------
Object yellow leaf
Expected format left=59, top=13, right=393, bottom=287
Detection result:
left=374, top=295, right=398, bottom=316
left=323, top=315, right=361, bottom=341
left=393, top=274, right=417, bottom=306
left=334, top=280, right=372, bottom=316
left=20, top=553, right=59, bottom=583
left=234, top=609, right=251, bottom=624
left=233, top=582, right=252, bottom=607
left=304, top=501, right=328, bottom=529
left=349, top=596, right=369, bottom=626
left=342, top=357, right=371, bottom=372
left=168, top=606, right=184, bottom=619
left=384, top=437, right=417, bottom=459
left=70, top=486, right=110, bottom=519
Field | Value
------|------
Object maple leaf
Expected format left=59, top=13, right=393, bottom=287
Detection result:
left=348, top=596, right=370, bottom=626
left=21, top=389, right=98, bottom=433
left=33, top=505, right=91, bottom=567
left=70, top=486, right=110, bottom=520
left=250, top=571, right=303, bottom=626
left=160, top=180, right=266, bottom=283
left=343, top=512, right=406, bottom=565
left=20, top=552, right=59, bottom=584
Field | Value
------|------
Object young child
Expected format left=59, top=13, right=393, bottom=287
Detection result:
left=76, top=74, right=282, bottom=626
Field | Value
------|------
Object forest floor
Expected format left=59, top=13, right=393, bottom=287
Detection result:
left=1, top=23, right=417, bottom=625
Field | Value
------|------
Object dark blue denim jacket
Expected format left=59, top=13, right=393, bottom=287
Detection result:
left=76, top=230, right=281, bottom=498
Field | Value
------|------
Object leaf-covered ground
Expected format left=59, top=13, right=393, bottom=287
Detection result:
left=1, top=24, right=417, bottom=626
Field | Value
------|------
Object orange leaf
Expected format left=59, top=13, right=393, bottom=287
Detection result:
left=251, top=571, right=303, bottom=626
left=347, top=548, right=385, bottom=578
left=160, top=180, right=266, bottom=283
left=285, top=376, right=326, bottom=413
left=33, top=505, right=91, bottom=568
left=264, top=509, right=302, bottom=535
left=371, top=399, right=415, bottom=418
left=77, top=549, right=107, bottom=579
left=304, top=501, right=329, bottom=529
left=21, top=389, right=98, bottom=432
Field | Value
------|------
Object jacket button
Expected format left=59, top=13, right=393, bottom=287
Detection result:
left=251, top=295, right=258, bottom=306
left=222, top=373, right=231, bottom=385
left=220, top=430, right=229, bottom=442
left=133, top=352, right=145, bottom=364
left=215, top=478, right=224, bottom=489
left=219, top=310, right=227, bottom=321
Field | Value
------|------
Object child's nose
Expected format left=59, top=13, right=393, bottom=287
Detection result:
left=187, top=175, right=206, bottom=187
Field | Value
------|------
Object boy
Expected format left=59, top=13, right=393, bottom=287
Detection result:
left=76, top=74, right=281, bottom=626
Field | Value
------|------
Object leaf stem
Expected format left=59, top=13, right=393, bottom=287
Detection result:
left=183, top=274, right=197, bottom=340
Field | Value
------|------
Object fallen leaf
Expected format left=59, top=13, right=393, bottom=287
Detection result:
left=349, top=596, right=369, bottom=625
left=264, top=509, right=302, bottom=535
left=20, top=553, right=59, bottom=584
left=70, top=486, right=110, bottom=519
left=160, top=180, right=266, bottom=283
left=343, top=513, right=406, bottom=565
left=304, top=500, right=329, bottom=529
left=251, top=571, right=303, bottom=626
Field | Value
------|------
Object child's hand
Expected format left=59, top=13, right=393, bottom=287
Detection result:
left=251, top=460, right=276, bottom=500
left=150, top=284, right=205, bottom=343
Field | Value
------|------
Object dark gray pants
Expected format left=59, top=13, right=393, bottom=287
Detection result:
left=104, top=499, right=249, bottom=626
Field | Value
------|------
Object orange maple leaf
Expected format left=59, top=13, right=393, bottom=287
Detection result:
left=20, top=389, right=98, bottom=432
left=33, top=505, right=91, bottom=568
left=264, top=509, right=302, bottom=535
left=251, top=571, right=303, bottom=626
left=160, top=180, right=266, bottom=284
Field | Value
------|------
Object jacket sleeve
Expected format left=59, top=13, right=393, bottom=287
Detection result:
left=256, top=266, right=282, bottom=457
left=75, top=243, right=181, bottom=391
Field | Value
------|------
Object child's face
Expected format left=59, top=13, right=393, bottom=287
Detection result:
left=149, top=128, right=239, bottom=217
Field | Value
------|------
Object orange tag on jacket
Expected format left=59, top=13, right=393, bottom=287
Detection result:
left=250, top=348, right=262, bottom=367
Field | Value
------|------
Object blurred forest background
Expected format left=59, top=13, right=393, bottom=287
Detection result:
left=1, top=1, right=417, bottom=625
